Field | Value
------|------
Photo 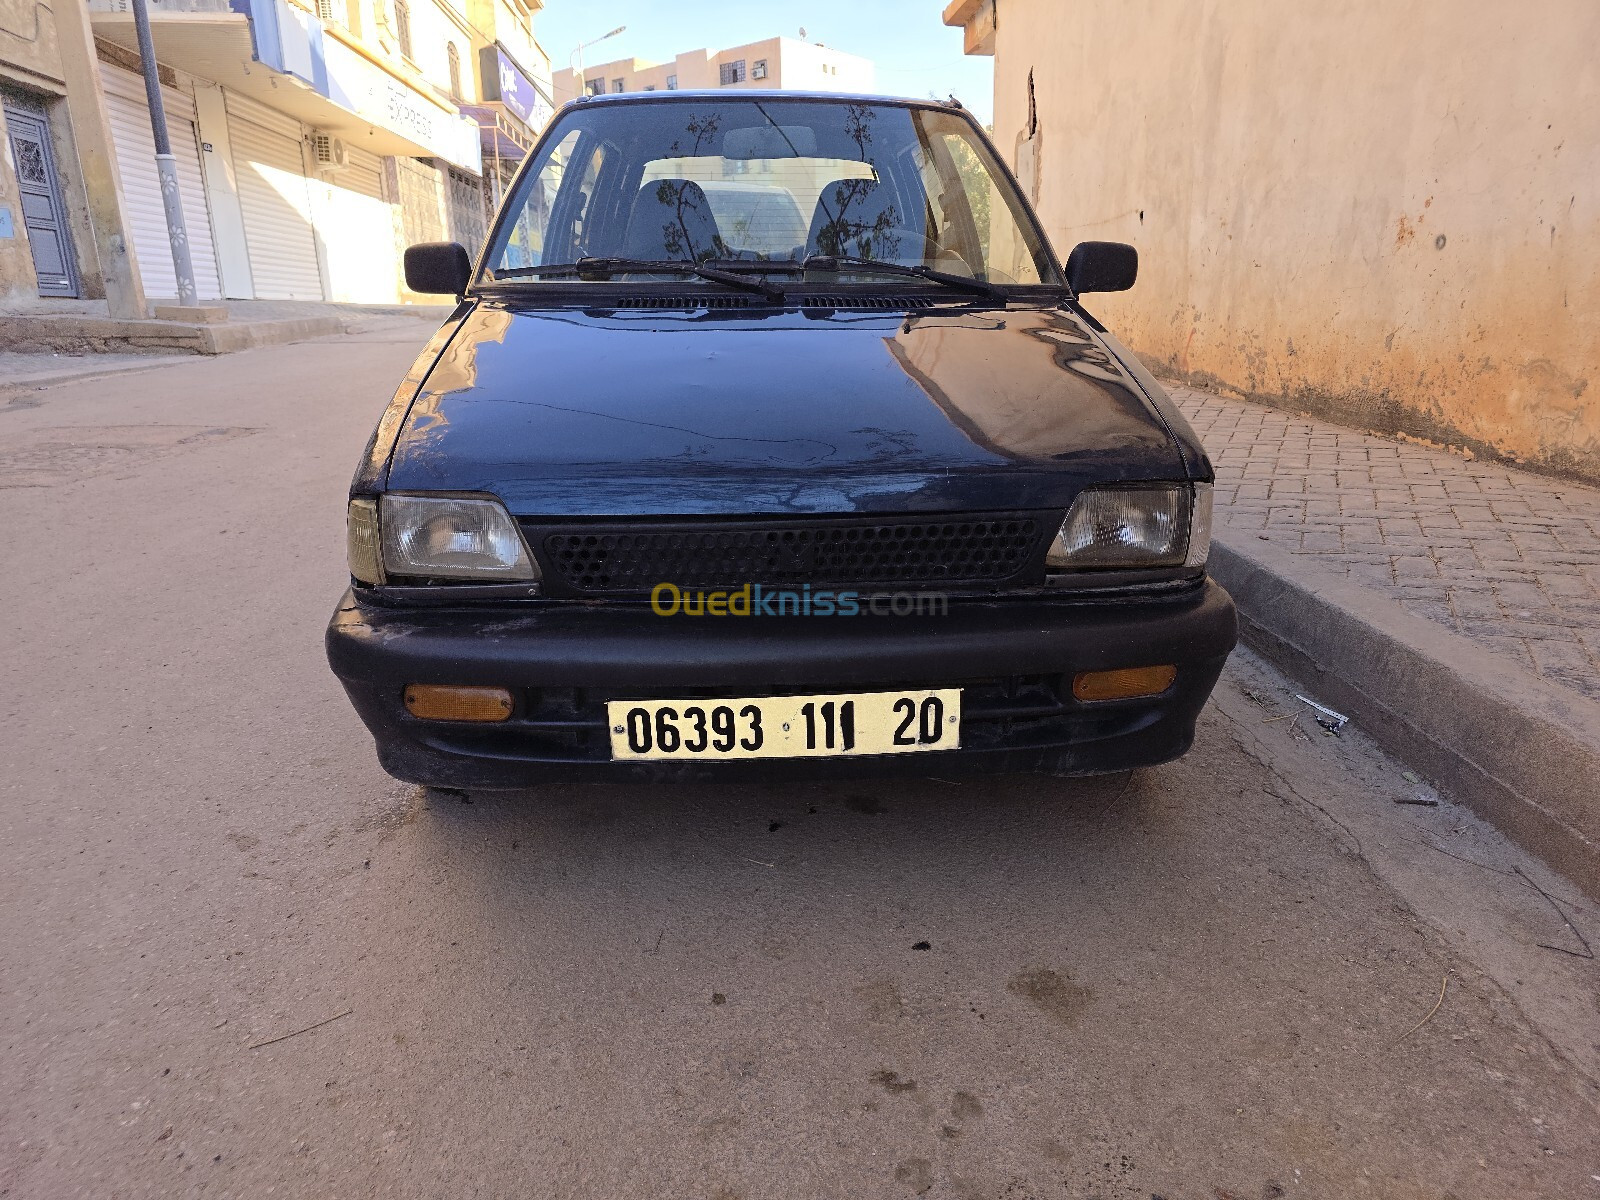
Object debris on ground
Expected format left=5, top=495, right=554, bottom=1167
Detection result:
left=1293, top=694, right=1350, bottom=733
left=248, top=1008, right=352, bottom=1050
left=1395, top=974, right=1449, bottom=1042
left=1514, top=867, right=1595, bottom=960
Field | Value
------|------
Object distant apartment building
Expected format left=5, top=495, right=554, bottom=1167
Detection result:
left=552, top=37, right=874, bottom=105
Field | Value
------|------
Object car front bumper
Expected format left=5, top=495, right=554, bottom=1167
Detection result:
left=325, top=581, right=1238, bottom=788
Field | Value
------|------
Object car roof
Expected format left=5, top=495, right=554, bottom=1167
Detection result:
left=570, top=90, right=965, bottom=111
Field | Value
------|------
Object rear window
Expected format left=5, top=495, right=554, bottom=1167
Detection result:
left=638, top=161, right=870, bottom=258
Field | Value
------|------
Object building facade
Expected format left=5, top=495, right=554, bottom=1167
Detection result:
left=0, top=0, right=121, bottom=306
left=943, top=0, right=1600, bottom=484
left=0, top=0, right=552, bottom=309
left=552, top=37, right=873, bottom=106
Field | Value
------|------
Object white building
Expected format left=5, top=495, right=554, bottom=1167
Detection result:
left=71, top=0, right=552, bottom=304
left=552, top=36, right=874, bottom=106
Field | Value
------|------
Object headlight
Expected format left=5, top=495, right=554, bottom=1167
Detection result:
left=1046, top=484, right=1210, bottom=570
left=378, top=494, right=538, bottom=581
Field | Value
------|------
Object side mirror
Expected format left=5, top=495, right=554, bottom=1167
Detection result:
left=1065, top=241, right=1138, bottom=294
left=404, top=242, right=472, bottom=296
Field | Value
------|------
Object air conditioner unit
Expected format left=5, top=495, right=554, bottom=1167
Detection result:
left=312, top=133, right=348, bottom=170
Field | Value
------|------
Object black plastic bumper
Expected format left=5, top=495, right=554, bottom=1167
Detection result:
left=325, top=582, right=1238, bottom=788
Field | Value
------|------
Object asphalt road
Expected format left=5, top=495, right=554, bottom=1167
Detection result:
left=3, top=324, right=1597, bottom=1199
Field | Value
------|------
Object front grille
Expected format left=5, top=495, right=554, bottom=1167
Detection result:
left=528, top=513, right=1053, bottom=596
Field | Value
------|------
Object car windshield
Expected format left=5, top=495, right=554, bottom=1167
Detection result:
left=484, top=97, right=1061, bottom=287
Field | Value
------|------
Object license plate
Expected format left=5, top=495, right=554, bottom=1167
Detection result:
left=607, top=689, right=962, bottom=761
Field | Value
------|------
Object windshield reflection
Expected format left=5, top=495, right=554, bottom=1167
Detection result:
left=486, top=98, right=1058, bottom=287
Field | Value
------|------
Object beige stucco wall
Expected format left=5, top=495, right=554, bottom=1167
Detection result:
left=984, top=0, right=1600, bottom=480
left=0, top=0, right=65, bottom=86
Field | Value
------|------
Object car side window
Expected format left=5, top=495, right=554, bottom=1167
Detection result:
left=500, top=128, right=579, bottom=269
left=929, top=133, right=987, bottom=276
left=898, top=135, right=984, bottom=278
left=933, top=127, right=1042, bottom=284
left=506, top=131, right=611, bottom=267
left=566, top=139, right=611, bottom=258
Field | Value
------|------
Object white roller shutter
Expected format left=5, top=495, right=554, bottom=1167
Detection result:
left=316, top=146, right=400, bottom=303
left=224, top=93, right=324, bottom=301
left=100, top=66, right=222, bottom=301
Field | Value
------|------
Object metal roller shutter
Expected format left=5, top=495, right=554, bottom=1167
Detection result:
left=224, top=93, right=324, bottom=301
left=317, top=146, right=400, bottom=303
left=100, top=66, right=222, bottom=301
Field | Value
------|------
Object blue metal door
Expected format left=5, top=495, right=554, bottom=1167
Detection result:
left=4, top=106, right=79, bottom=298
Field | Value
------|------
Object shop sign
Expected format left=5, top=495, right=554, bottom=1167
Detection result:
left=323, top=37, right=482, bottom=173
left=478, top=45, right=553, bottom=133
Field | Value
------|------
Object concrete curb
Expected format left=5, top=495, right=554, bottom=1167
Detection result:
left=1210, top=522, right=1600, bottom=898
left=0, top=313, right=345, bottom=356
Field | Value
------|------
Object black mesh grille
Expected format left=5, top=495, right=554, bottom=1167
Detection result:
left=531, top=514, right=1051, bottom=595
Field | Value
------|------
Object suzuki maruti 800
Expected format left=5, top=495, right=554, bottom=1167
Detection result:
left=326, top=91, right=1237, bottom=788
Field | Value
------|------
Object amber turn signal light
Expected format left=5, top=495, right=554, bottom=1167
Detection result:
left=1072, top=665, right=1178, bottom=702
left=403, top=684, right=514, bottom=722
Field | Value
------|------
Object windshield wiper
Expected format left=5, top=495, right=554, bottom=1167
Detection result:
left=492, top=258, right=784, bottom=301
left=801, top=254, right=1001, bottom=298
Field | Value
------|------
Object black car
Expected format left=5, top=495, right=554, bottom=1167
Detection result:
left=326, top=91, right=1236, bottom=787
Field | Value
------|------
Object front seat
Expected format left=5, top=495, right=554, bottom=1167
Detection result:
left=807, top=175, right=916, bottom=261
left=622, top=178, right=729, bottom=262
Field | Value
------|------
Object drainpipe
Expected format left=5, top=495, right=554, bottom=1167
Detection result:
left=129, top=0, right=197, bottom=307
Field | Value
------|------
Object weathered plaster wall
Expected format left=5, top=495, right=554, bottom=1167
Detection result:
left=1, top=0, right=68, bottom=301
left=990, top=0, right=1600, bottom=481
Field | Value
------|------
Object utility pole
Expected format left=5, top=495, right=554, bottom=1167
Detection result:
left=572, top=26, right=625, bottom=99
left=129, top=0, right=197, bottom=308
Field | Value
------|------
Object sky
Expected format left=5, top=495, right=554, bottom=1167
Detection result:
left=534, top=0, right=994, bottom=124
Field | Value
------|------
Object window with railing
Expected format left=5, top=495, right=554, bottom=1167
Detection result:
left=718, top=60, right=745, bottom=85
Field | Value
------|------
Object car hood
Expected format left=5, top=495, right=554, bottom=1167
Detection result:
left=383, top=300, right=1195, bottom=516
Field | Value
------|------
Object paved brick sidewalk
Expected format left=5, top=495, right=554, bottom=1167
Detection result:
left=1169, top=384, right=1600, bottom=702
